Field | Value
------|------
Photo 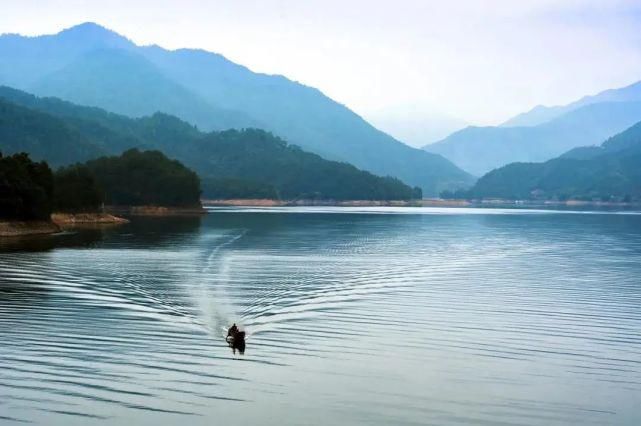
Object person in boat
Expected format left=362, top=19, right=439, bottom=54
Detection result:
left=227, top=323, right=239, bottom=337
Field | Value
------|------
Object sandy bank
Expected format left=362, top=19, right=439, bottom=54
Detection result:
left=0, top=220, right=60, bottom=237
left=51, top=212, right=129, bottom=225
left=202, top=199, right=428, bottom=207
left=106, top=205, right=206, bottom=216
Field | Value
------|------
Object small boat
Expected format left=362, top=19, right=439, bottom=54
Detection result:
left=225, top=326, right=246, bottom=354
left=226, top=329, right=246, bottom=344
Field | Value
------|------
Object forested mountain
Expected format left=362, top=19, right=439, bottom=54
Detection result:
left=0, top=152, right=53, bottom=220
left=85, top=149, right=202, bottom=207
left=0, top=88, right=419, bottom=200
left=0, top=98, right=104, bottom=165
left=0, top=22, right=472, bottom=194
left=32, top=48, right=260, bottom=131
left=424, top=101, right=641, bottom=176
left=501, top=80, right=641, bottom=127
left=465, top=121, right=641, bottom=201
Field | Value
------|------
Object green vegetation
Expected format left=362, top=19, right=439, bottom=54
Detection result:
left=85, top=149, right=201, bottom=207
left=0, top=23, right=473, bottom=194
left=0, top=152, right=53, bottom=220
left=0, top=98, right=103, bottom=166
left=0, top=148, right=202, bottom=222
left=187, top=129, right=420, bottom=200
left=453, top=120, right=641, bottom=202
left=53, top=165, right=102, bottom=212
left=425, top=101, right=641, bottom=176
left=202, top=178, right=278, bottom=200
left=0, top=87, right=421, bottom=200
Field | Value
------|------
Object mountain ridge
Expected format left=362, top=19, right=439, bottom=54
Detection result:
left=501, top=80, right=641, bottom=127
left=0, top=86, right=422, bottom=201
left=465, top=120, right=641, bottom=201
left=0, top=22, right=473, bottom=195
left=424, top=100, right=641, bottom=176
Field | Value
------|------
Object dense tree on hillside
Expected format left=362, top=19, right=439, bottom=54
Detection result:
left=0, top=23, right=475, bottom=194
left=187, top=129, right=420, bottom=200
left=0, top=89, right=423, bottom=200
left=461, top=120, right=641, bottom=201
left=202, top=177, right=278, bottom=200
left=0, top=152, right=53, bottom=220
left=86, top=149, right=201, bottom=207
left=53, top=165, right=103, bottom=212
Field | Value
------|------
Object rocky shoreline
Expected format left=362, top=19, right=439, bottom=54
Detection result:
left=202, top=198, right=640, bottom=209
left=51, top=212, right=130, bottom=225
left=106, top=205, right=206, bottom=216
left=0, top=220, right=61, bottom=237
left=0, top=213, right=129, bottom=238
left=202, top=199, right=427, bottom=207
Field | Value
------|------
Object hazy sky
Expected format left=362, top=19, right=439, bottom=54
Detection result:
left=2, top=0, right=641, bottom=136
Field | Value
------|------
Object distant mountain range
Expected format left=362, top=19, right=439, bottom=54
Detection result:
left=423, top=80, right=641, bottom=176
left=502, top=80, right=641, bottom=127
left=0, top=86, right=420, bottom=200
left=0, top=22, right=472, bottom=195
left=466, top=120, right=641, bottom=201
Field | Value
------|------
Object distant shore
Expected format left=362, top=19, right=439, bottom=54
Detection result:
left=106, top=205, right=206, bottom=216
left=202, top=198, right=640, bottom=209
left=202, top=199, right=430, bottom=207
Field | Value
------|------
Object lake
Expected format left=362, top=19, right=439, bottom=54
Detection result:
left=1, top=207, right=641, bottom=425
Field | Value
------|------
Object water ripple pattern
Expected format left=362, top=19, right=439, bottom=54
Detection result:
left=1, top=208, right=640, bottom=425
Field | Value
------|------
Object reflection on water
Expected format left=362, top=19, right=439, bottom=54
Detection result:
left=1, top=207, right=641, bottom=425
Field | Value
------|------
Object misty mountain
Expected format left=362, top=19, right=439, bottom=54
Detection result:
left=423, top=101, right=641, bottom=176
left=32, top=48, right=260, bottom=131
left=466, top=121, right=641, bottom=201
left=0, top=87, right=420, bottom=200
left=501, top=80, right=641, bottom=127
left=0, top=22, right=473, bottom=195
left=0, top=98, right=104, bottom=166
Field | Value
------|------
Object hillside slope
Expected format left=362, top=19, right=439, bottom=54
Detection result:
left=424, top=101, right=641, bottom=176
left=0, top=22, right=473, bottom=195
left=501, top=80, right=641, bottom=127
left=467, top=121, right=641, bottom=201
left=0, top=88, right=419, bottom=200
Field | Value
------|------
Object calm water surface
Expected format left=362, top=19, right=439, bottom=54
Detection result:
left=1, top=207, right=641, bottom=425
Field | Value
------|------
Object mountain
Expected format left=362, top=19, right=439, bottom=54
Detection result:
left=466, top=121, right=641, bottom=201
left=501, top=80, right=641, bottom=127
left=0, top=87, right=419, bottom=200
left=0, top=23, right=473, bottom=195
left=31, top=48, right=259, bottom=131
left=0, top=98, right=104, bottom=166
left=0, top=22, right=134, bottom=90
left=424, top=101, right=641, bottom=176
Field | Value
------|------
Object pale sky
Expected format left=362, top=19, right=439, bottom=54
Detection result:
left=2, top=0, right=641, bottom=144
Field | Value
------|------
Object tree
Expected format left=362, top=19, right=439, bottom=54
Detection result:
left=0, top=152, right=53, bottom=220
left=53, top=165, right=103, bottom=212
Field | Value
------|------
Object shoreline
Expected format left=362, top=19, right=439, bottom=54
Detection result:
left=51, top=212, right=130, bottom=226
left=0, top=205, right=206, bottom=238
left=106, top=205, right=207, bottom=216
left=202, top=198, right=640, bottom=209
left=202, top=199, right=427, bottom=207
left=0, top=220, right=61, bottom=237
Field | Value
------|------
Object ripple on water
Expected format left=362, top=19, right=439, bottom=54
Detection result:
left=1, top=209, right=641, bottom=425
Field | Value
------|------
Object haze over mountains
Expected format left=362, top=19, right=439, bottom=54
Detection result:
left=467, top=121, right=641, bottom=201
left=502, top=81, right=641, bottom=127
left=0, top=86, right=419, bottom=201
left=424, top=81, right=641, bottom=176
left=0, top=22, right=473, bottom=195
